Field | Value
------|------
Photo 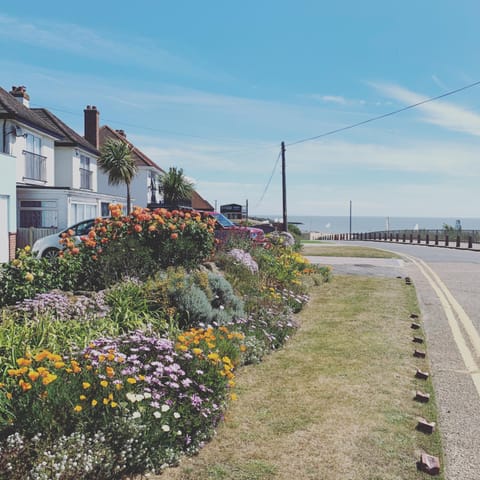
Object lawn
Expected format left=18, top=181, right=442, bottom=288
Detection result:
left=302, top=244, right=400, bottom=259
left=157, top=275, right=443, bottom=480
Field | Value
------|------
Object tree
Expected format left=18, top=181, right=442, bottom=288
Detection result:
left=158, top=167, right=194, bottom=208
left=98, top=138, right=138, bottom=214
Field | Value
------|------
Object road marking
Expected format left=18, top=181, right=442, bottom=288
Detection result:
left=402, top=253, right=480, bottom=397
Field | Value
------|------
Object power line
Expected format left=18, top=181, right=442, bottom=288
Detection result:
left=256, top=149, right=282, bottom=207
left=286, top=79, right=480, bottom=147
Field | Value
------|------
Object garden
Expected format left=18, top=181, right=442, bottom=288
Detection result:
left=0, top=205, right=330, bottom=479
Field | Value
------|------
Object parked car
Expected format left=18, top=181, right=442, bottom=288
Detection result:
left=210, top=212, right=265, bottom=244
left=32, top=218, right=97, bottom=258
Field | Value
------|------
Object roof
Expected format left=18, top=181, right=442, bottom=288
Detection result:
left=0, top=87, right=60, bottom=138
left=99, top=125, right=164, bottom=171
left=191, top=190, right=214, bottom=211
left=32, top=108, right=100, bottom=156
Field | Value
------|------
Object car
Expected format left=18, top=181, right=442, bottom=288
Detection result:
left=32, top=218, right=98, bottom=258
left=210, top=212, right=265, bottom=244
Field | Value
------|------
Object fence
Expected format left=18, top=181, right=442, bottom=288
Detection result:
left=351, top=229, right=480, bottom=249
left=16, top=227, right=59, bottom=249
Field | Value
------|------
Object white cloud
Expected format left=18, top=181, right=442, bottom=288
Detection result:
left=371, top=82, right=480, bottom=137
left=0, top=13, right=211, bottom=78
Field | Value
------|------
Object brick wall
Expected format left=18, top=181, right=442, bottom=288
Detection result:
left=8, top=232, right=16, bottom=261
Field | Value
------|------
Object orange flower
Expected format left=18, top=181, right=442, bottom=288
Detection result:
left=134, top=224, right=142, bottom=233
left=170, top=233, right=178, bottom=240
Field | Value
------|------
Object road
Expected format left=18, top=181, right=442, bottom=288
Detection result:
left=304, top=241, right=480, bottom=480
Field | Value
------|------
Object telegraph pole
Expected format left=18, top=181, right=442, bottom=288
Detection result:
left=281, top=141, right=287, bottom=232
left=349, top=200, right=352, bottom=240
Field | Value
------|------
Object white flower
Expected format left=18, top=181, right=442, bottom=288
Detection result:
left=126, top=392, right=137, bottom=403
left=143, top=392, right=152, bottom=399
left=153, top=411, right=161, bottom=419
left=132, top=411, right=141, bottom=419
left=161, top=404, right=170, bottom=412
left=173, top=412, right=181, bottom=419
left=161, top=424, right=170, bottom=432
left=176, top=430, right=182, bottom=436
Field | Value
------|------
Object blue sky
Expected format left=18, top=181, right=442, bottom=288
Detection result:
left=2, top=1, right=480, bottom=217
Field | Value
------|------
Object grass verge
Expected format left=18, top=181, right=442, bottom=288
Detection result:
left=157, top=275, right=443, bottom=480
left=301, top=244, right=400, bottom=258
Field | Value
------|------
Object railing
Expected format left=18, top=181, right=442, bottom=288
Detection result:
left=351, top=229, right=480, bottom=249
left=16, top=227, right=59, bottom=249
left=23, top=150, right=47, bottom=182
left=80, top=168, right=93, bottom=190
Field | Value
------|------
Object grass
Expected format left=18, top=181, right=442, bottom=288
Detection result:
left=156, top=275, right=443, bottom=480
left=301, top=244, right=400, bottom=258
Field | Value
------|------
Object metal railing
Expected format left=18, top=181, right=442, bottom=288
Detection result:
left=23, top=150, right=47, bottom=182
left=80, top=168, right=93, bottom=190
left=351, top=229, right=480, bottom=249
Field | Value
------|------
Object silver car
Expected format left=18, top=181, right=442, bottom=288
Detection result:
left=32, top=218, right=97, bottom=258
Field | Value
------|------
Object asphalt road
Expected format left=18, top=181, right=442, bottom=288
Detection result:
left=304, top=241, right=480, bottom=480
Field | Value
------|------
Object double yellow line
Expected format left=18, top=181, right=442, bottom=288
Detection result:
left=404, top=253, right=480, bottom=397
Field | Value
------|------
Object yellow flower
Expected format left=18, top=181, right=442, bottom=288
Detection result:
left=192, top=348, right=203, bottom=356
left=91, top=399, right=98, bottom=406
left=19, top=379, right=32, bottom=391
left=82, top=382, right=91, bottom=389
left=6, top=392, right=12, bottom=400
left=103, top=398, right=110, bottom=405
left=110, top=401, right=118, bottom=408
left=79, top=395, right=87, bottom=401
left=27, top=370, right=40, bottom=382
left=73, top=405, right=82, bottom=412
left=230, top=393, right=238, bottom=401
left=25, top=272, right=34, bottom=282
left=24, top=245, right=31, bottom=252
left=126, top=377, right=136, bottom=384
left=115, top=383, right=123, bottom=390
left=54, top=361, right=65, bottom=369
left=105, top=366, right=115, bottom=378
left=207, top=353, right=219, bottom=362
left=16, top=358, right=32, bottom=367
left=100, top=380, right=108, bottom=388
left=42, top=373, right=58, bottom=386
left=35, top=351, right=50, bottom=362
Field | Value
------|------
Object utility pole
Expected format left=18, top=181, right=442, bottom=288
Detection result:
left=349, top=200, right=352, bottom=240
left=281, top=141, right=287, bottom=232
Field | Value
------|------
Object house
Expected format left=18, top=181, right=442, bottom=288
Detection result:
left=0, top=151, right=16, bottom=262
left=83, top=110, right=213, bottom=211
left=0, top=85, right=125, bottom=250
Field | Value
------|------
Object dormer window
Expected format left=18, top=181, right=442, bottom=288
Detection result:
left=80, top=154, right=92, bottom=190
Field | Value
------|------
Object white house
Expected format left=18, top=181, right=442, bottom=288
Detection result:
left=0, top=152, right=16, bottom=262
left=0, top=85, right=125, bottom=249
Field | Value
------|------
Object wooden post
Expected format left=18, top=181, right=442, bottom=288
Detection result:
left=281, top=141, right=287, bottom=232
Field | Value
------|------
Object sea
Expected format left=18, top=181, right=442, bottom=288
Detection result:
left=267, top=216, right=480, bottom=234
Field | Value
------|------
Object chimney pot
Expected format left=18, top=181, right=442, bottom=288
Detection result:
left=9, top=85, right=30, bottom=107
left=116, top=129, right=126, bottom=138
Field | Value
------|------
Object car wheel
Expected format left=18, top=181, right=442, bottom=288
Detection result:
left=42, top=248, right=60, bottom=259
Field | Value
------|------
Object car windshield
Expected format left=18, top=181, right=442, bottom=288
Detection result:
left=211, top=212, right=235, bottom=227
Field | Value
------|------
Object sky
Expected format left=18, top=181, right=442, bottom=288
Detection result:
left=1, top=1, right=480, bottom=218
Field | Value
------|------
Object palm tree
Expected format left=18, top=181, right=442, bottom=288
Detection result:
left=98, top=138, right=138, bottom=214
left=158, top=167, right=194, bottom=208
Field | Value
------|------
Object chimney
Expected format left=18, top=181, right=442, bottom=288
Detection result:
left=84, top=105, right=99, bottom=149
left=115, top=129, right=126, bottom=138
left=10, top=86, right=30, bottom=107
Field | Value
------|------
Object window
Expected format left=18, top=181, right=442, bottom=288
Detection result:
left=101, top=202, right=110, bottom=217
left=26, top=134, right=41, bottom=155
left=23, top=134, right=46, bottom=181
left=71, top=203, right=97, bottom=224
left=80, top=154, right=92, bottom=189
left=19, top=200, right=57, bottom=228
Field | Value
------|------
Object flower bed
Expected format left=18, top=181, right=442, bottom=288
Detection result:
left=0, top=206, right=330, bottom=479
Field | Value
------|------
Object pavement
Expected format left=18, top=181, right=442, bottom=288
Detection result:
left=303, top=242, right=480, bottom=480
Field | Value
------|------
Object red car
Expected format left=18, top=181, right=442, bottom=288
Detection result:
left=211, top=212, right=265, bottom=244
